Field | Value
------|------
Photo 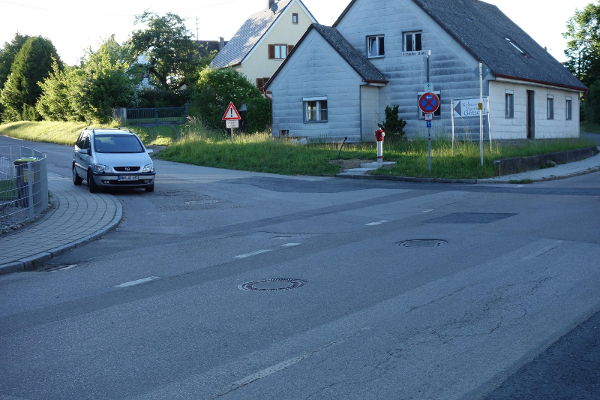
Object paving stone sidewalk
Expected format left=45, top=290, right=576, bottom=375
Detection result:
left=0, top=173, right=122, bottom=275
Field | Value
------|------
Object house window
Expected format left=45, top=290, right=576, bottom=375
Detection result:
left=547, top=95, right=554, bottom=120
left=268, top=44, right=288, bottom=59
left=404, top=31, right=422, bottom=52
left=367, top=35, right=385, bottom=58
left=304, top=97, right=328, bottom=122
left=566, top=97, right=572, bottom=120
left=505, top=91, right=514, bottom=118
left=256, top=77, right=270, bottom=89
left=292, top=13, right=298, bottom=24
left=418, top=91, right=441, bottom=119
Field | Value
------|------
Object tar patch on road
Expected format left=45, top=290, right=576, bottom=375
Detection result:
left=427, top=212, right=518, bottom=224
left=485, top=311, right=600, bottom=399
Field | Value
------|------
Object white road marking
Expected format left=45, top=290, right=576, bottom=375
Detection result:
left=219, top=328, right=369, bottom=397
left=422, top=209, right=434, bottom=213
left=365, top=220, right=389, bottom=226
left=235, top=249, right=273, bottom=259
left=282, top=243, right=302, bottom=247
left=115, top=276, right=159, bottom=288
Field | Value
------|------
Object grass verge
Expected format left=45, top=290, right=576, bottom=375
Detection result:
left=157, top=119, right=597, bottom=179
left=1, top=120, right=596, bottom=179
left=0, top=121, right=178, bottom=147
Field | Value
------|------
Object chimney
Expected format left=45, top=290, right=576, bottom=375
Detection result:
left=218, top=37, right=225, bottom=51
left=266, top=0, right=276, bottom=11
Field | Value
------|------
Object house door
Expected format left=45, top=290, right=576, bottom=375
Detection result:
left=527, top=90, right=535, bottom=139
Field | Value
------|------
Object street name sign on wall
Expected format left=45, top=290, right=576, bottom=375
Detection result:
left=453, top=98, right=488, bottom=118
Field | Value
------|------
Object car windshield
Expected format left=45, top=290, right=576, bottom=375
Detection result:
left=94, top=135, right=144, bottom=153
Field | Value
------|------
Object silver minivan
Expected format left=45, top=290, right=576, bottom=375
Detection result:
left=73, top=128, right=155, bottom=193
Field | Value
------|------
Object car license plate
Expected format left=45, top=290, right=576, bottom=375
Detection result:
left=118, top=175, right=138, bottom=181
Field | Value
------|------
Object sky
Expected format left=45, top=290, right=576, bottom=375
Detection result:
left=0, top=0, right=595, bottom=66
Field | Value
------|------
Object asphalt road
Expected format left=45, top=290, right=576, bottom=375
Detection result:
left=0, top=135, right=599, bottom=399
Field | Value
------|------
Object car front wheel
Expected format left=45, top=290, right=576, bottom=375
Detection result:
left=87, top=170, right=98, bottom=193
left=146, top=183, right=154, bottom=192
left=73, top=165, right=82, bottom=186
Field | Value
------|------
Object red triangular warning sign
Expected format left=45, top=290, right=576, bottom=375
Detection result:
left=222, top=102, right=241, bottom=120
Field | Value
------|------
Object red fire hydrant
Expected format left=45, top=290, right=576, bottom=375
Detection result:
left=375, top=129, right=385, bottom=163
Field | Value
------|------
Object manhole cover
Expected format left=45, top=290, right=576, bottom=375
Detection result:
left=239, top=278, right=307, bottom=291
left=398, top=239, right=448, bottom=248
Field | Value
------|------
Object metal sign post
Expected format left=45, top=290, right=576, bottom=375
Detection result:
left=419, top=92, right=440, bottom=173
left=479, top=62, right=484, bottom=166
left=450, top=99, right=455, bottom=157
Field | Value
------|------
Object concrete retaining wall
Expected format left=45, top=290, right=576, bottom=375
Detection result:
left=494, top=146, right=598, bottom=176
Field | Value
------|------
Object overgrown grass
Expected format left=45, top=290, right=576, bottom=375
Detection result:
left=0, top=121, right=177, bottom=147
left=157, top=119, right=597, bottom=178
left=1, top=119, right=596, bottom=179
left=130, top=125, right=179, bottom=146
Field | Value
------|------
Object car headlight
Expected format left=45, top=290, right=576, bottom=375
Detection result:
left=142, top=163, right=154, bottom=173
left=93, top=164, right=110, bottom=173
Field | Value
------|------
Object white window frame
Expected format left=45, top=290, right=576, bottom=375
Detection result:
left=404, top=31, right=422, bottom=52
left=274, top=44, right=287, bottom=59
left=505, top=90, right=514, bottom=119
left=367, top=35, right=385, bottom=58
left=304, top=97, right=328, bottom=123
left=547, top=95, right=554, bottom=120
left=566, top=97, right=572, bottom=121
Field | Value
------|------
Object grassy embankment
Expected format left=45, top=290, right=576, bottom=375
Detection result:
left=0, top=121, right=179, bottom=146
left=0, top=120, right=596, bottom=179
left=581, top=120, right=600, bottom=134
left=157, top=119, right=597, bottom=179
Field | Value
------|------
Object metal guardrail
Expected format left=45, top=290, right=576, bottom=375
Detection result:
left=126, top=107, right=188, bottom=126
left=0, top=146, right=48, bottom=232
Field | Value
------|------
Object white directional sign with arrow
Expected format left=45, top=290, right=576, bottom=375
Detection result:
left=453, top=98, right=487, bottom=118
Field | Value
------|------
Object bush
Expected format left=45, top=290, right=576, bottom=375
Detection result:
left=377, top=105, right=407, bottom=139
left=190, top=67, right=271, bottom=134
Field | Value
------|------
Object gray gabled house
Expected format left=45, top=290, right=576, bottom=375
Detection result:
left=265, top=0, right=587, bottom=142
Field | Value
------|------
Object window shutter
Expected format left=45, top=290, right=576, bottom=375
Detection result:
left=256, top=78, right=265, bottom=89
left=287, top=45, right=294, bottom=54
left=268, top=44, right=275, bottom=59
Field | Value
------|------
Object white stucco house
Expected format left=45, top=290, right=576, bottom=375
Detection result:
left=265, top=0, right=587, bottom=142
left=211, top=0, right=317, bottom=91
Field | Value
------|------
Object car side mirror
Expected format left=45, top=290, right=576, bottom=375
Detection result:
left=80, top=148, right=90, bottom=155
left=146, top=148, right=154, bottom=154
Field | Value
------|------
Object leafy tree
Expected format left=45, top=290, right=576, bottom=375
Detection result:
left=128, top=12, right=212, bottom=92
left=190, top=67, right=271, bottom=133
left=0, top=33, right=30, bottom=122
left=37, top=37, right=142, bottom=123
left=563, top=1, right=600, bottom=87
left=378, top=105, right=407, bottom=139
left=584, top=80, right=600, bottom=122
left=36, top=61, right=78, bottom=121
left=0, top=33, right=31, bottom=92
left=0, top=36, right=61, bottom=121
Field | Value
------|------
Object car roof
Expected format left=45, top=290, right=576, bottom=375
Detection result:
left=86, top=128, right=136, bottom=136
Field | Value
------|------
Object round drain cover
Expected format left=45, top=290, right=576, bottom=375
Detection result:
left=398, top=239, right=448, bottom=248
left=239, top=278, right=307, bottom=291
